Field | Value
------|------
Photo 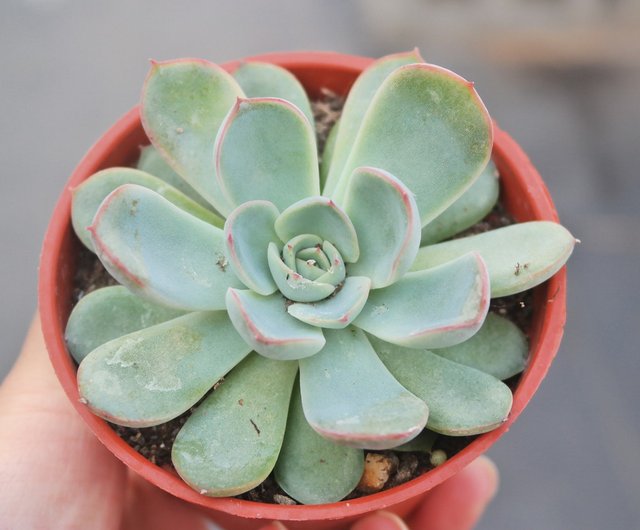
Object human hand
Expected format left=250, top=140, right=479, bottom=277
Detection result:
left=0, top=314, right=498, bottom=530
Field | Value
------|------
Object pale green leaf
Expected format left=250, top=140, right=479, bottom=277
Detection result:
left=274, top=382, right=364, bottom=505
left=72, top=168, right=222, bottom=250
left=89, top=184, right=243, bottom=311
left=433, top=312, right=528, bottom=380
left=224, top=200, right=280, bottom=295
left=371, top=336, right=512, bottom=436
left=65, top=286, right=186, bottom=363
left=343, top=167, right=421, bottom=288
left=233, top=61, right=314, bottom=126
left=275, top=196, right=359, bottom=263
left=421, top=159, right=500, bottom=245
left=141, top=59, right=244, bottom=215
left=225, top=289, right=326, bottom=360
left=332, top=64, right=492, bottom=227
left=214, top=97, right=319, bottom=211
left=323, top=49, right=424, bottom=195
left=411, top=221, right=576, bottom=297
left=299, top=327, right=428, bottom=449
left=77, top=312, right=252, bottom=427
left=288, top=276, right=371, bottom=329
left=172, top=353, right=298, bottom=496
left=355, top=253, right=490, bottom=349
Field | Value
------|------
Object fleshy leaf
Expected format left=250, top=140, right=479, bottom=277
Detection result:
left=433, top=312, right=528, bottom=380
left=411, top=221, right=576, bottom=297
left=297, top=246, right=330, bottom=270
left=355, top=253, right=490, bottom=349
left=224, top=200, right=280, bottom=295
left=274, top=382, right=364, bottom=505
left=89, top=184, right=243, bottom=311
left=320, top=118, right=340, bottom=190
left=421, top=159, right=500, bottom=245
left=215, top=97, right=320, bottom=211
left=281, top=234, right=322, bottom=270
left=395, top=429, right=438, bottom=453
left=332, top=63, right=492, bottom=227
left=315, top=242, right=346, bottom=285
left=371, top=336, right=513, bottom=436
left=232, top=61, right=314, bottom=126
left=296, top=258, right=326, bottom=280
left=77, top=311, right=252, bottom=427
left=172, top=353, right=298, bottom=497
left=288, top=276, right=371, bottom=329
left=225, top=289, right=326, bottom=360
left=267, top=243, right=336, bottom=303
left=65, top=286, right=186, bottom=363
left=136, top=145, right=212, bottom=209
left=299, top=327, right=428, bottom=449
left=141, top=59, right=245, bottom=215
left=72, top=168, right=223, bottom=250
left=323, top=49, right=424, bottom=196
left=275, top=197, right=360, bottom=263
left=342, top=167, right=421, bottom=288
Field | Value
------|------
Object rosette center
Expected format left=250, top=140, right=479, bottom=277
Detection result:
left=267, top=234, right=346, bottom=303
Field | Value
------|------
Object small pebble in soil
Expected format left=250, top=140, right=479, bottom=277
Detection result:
left=272, top=494, right=297, bottom=506
left=356, top=452, right=399, bottom=494
left=430, top=449, right=448, bottom=467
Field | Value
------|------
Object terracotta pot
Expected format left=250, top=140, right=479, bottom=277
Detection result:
left=39, top=51, right=566, bottom=530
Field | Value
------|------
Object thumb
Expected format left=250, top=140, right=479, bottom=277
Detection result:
left=0, top=313, right=127, bottom=529
left=407, top=455, right=499, bottom=530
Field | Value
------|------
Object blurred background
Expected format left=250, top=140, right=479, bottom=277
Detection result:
left=1, top=0, right=638, bottom=528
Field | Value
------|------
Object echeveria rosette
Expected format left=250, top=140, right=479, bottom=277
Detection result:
left=66, top=51, right=576, bottom=505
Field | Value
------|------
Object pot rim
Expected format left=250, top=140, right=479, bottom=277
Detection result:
left=38, top=50, right=566, bottom=523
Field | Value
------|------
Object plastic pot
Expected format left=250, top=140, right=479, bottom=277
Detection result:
left=39, top=51, right=567, bottom=530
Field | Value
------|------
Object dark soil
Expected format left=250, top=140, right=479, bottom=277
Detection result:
left=69, top=90, right=533, bottom=505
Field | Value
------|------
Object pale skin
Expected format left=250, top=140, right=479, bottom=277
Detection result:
left=0, top=314, right=499, bottom=530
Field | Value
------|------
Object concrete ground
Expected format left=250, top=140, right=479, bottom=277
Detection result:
left=1, top=1, right=638, bottom=528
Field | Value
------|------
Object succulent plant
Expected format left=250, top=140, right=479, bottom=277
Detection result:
left=66, top=50, right=575, bottom=505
